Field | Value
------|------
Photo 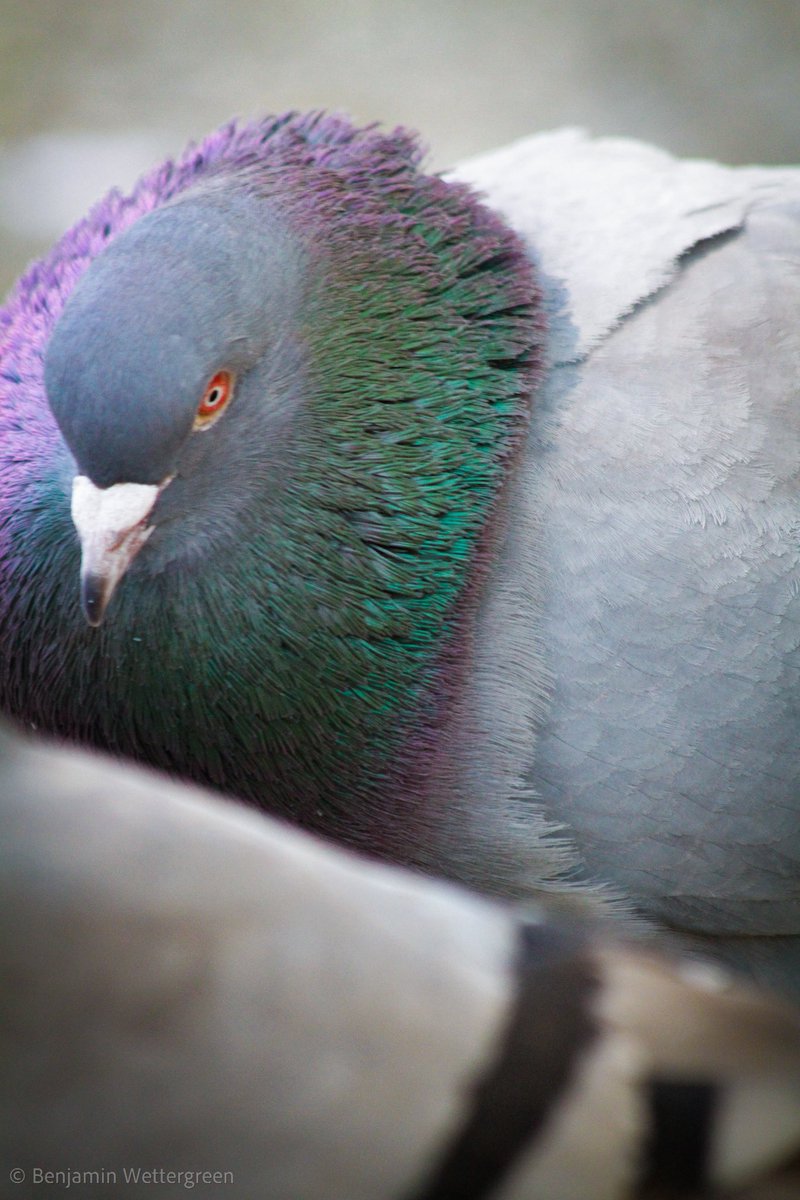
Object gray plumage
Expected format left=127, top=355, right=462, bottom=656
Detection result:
left=446, top=131, right=800, bottom=985
left=2, top=720, right=800, bottom=1200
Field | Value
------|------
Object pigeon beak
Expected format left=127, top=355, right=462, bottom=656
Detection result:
left=70, top=475, right=166, bottom=627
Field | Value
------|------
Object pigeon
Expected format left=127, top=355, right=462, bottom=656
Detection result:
left=0, top=112, right=798, bottom=990
left=3, top=718, right=800, bottom=1200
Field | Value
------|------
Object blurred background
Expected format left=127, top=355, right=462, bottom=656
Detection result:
left=1, top=0, right=798, bottom=295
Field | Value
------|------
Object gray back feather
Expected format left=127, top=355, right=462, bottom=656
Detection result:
left=448, top=131, right=800, bottom=969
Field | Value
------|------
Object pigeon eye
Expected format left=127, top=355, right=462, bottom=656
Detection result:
left=194, top=371, right=234, bottom=430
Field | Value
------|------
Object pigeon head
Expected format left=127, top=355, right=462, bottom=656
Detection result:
left=45, top=189, right=295, bottom=488
left=44, top=186, right=306, bottom=621
left=1, top=112, right=542, bottom=839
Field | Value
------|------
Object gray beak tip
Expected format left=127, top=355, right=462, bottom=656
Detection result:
left=81, top=574, right=108, bottom=627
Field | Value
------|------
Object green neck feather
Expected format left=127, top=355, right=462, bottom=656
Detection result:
left=4, top=120, right=543, bottom=857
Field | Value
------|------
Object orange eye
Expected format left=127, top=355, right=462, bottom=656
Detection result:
left=194, top=370, right=234, bottom=429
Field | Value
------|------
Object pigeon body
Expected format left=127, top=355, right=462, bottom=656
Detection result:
left=0, top=115, right=798, bottom=986
left=3, top=720, right=800, bottom=1200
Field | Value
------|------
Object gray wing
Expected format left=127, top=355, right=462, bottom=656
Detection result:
left=449, top=132, right=800, bottom=970
left=4, top=720, right=800, bottom=1198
